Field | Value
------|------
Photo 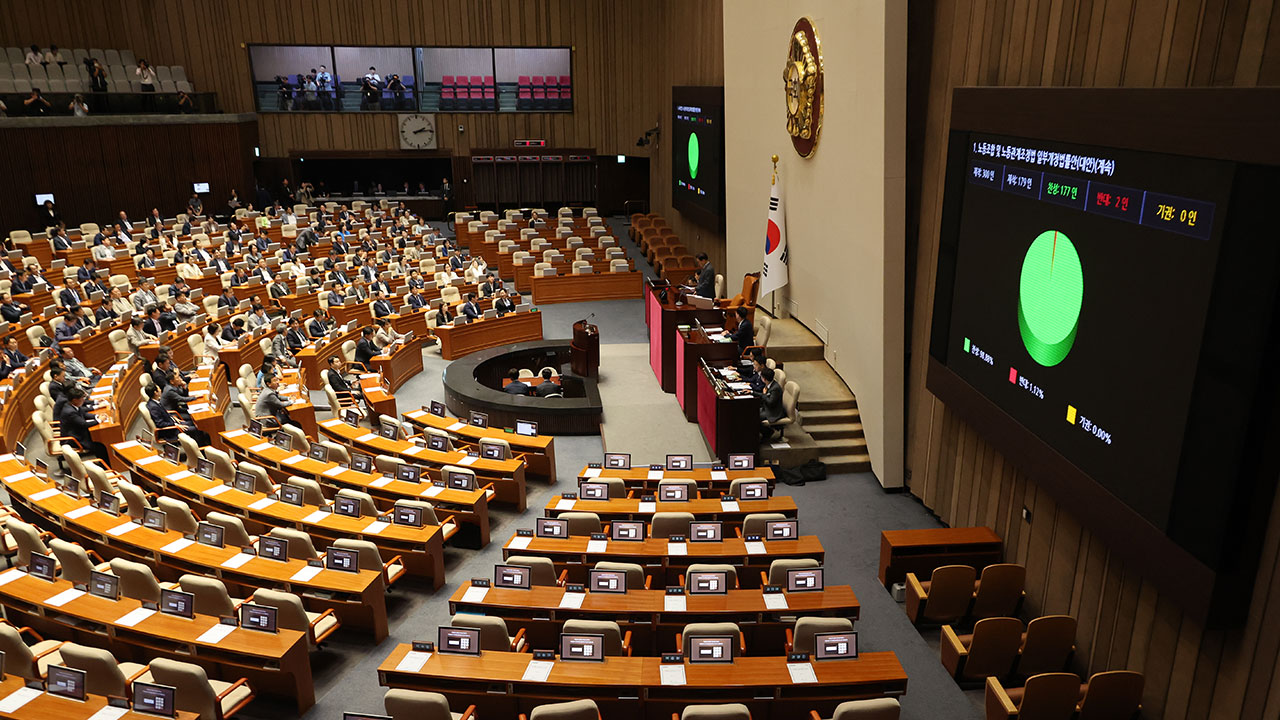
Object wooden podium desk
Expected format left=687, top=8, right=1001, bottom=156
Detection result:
left=217, top=330, right=272, bottom=382
left=0, top=674, right=200, bottom=720
left=357, top=374, right=398, bottom=421
left=328, top=300, right=373, bottom=329
left=676, top=327, right=743, bottom=423
left=447, top=581, right=859, bottom=656
left=378, top=645, right=907, bottom=720
left=0, top=569, right=314, bottom=711
left=878, top=527, right=1003, bottom=589
left=296, top=325, right=363, bottom=388
left=1, top=455, right=389, bottom=641
left=512, top=257, right=631, bottom=292
left=543, top=495, right=797, bottom=527
left=389, top=308, right=430, bottom=341
left=370, top=339, right=423, bottom=393
left=59, top=320, right=126, bottom=371
left=435, top=310, right=545, bottom=361
left=277, top=292, right=320, bottom=319
left=87, top=360, right=143, bottom=470
left=220, top=428, right=492, bottom=549
left=697, top=363, right=762, bottom=464
left=529, top=271, right=644, bottom=304
left=117, top=440, right=456, bottom=587
left=500, top=533, right=824, bottom=588
left=318, top=418, right=528, bottom=510
left=403, top=408, right=557, bottom=483
left=573, top=466, right=775, bottom=495
left=646, top=282, right=726, bottom=393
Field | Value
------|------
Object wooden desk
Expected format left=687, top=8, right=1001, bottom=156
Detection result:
left=2, top=455, right=389, bottom=641
left=435, top=311, right=544, bottom=361
left=378, top=645, right=907, bottom=720
left=371, top=339, right=423, bottom=393
left=646, top=283, right=726, bottom=393
left=319, top=417, right=528, bottom=510
left=878, top=527, right=1004, bottom=589
left=530, top=271, right=644, bottom=305
left=543, top=495, right=798, bottom=527
left=217, top=331, right=269, bottom=381
left=389, top=309, right=430, bottom=340
left=676, top=327, right=743, bottom=423
left=0, top=360, right=49, bottom=455
left=59, top=320, right=125, bottom=371
left=277, top=292, right=319, bottom=318
left=358, top=374, right=398, bottom=421
left=0, top=674, right=199, bottom=720
left=501, top=533, right=824, bottom=588
left=189, top=361, right=233, bottom=452
left=0, top=569, right=314, bottom=711
left=403, top=409, right=556, bottom=483
left=295, top=326, right=365, bottom=389
left=513, top=258, right=632, bottom=292
left=697, top=363, right=762, bottom=464
left=448, top=581, right=858, bottom=656
left=574, top=466, right=775, bottom=495
left=220, top=427, right=492, bottom=550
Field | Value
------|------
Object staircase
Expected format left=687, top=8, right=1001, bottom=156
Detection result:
left=800, top=396, right=871, bottom=474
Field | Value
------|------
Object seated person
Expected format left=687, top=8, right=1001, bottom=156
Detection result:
left=535, top=368, right=559, bottom=397
left=221, top=317, right=247, bottom=343
left=354, top=326, right=378, bottom=368
left=253, top=371, right=295, bottom=429
left=504, top=368, right=531, bottom=395
left=493, top=289, right=517, bottom=317
left=460, top=293, right=482, bottom=321
left=754, top=367, right=785, bottom=442
left=730, top=306, right=754, bottom=354
left=308, top=309, right=330, bottom=338
left=59, top=386, right=108, bottom=459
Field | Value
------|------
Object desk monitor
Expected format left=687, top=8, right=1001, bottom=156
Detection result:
left=89, top=570, right=120, bottom=600
left=611, top=521, right=645, bottom=541
left=279, top=484, right=305, bottom=506
left=133, top=682, right=177, bottom=718
left=469, top=411, right=488, bottom=428
left=589, top=569, right=627, bottom=594
left=659, top=483, right=690, bottom=502
left=196, top=521, right=225, bottom=548
left=392, top=504, right=424, bottom=528
left=232, top=471, right=256, bottom=494
left=29, top=552, right=56, bottom=581
left=688, top=570, right=729, bottom=594
left=736, top=481, right=769, bottom=500
left=142, top=508, right=167, bottom=532
left=334, top=495, right=362, bottom=518
left=378, top=421, right=400, bottom=440
left=247, top=419, right=263, bottom=437
left=495, top=564, right=532, bottom=589
left=536, top=517, right=568, bottom=538
left=479, top=440, right=505, bottom=460
left=343, top=409, right=362, bottom=426
left=446, top=471, right=475, bottom=490
left=396, top=464, right=421, bottom=483
left=194, top=458, right=214, bottom=480
left=428, top=400, right=447, bottom=417
left=55, top=475, right=80, bottom=497
left=766, top=519, right=798, bottom=540
left=688, top=635, right=734, bottom=663
left=326, top=547, right=360, bottom=572
left=665, top=454, right=693, bottom=471
left=787, top=567, right=824, bottom=592
left=689, top=521, right=723, bottom=542
left=813, top=631, right=858, bottom=660
left=604, top=453, right=631, bottom=470
left=47, top=664, right=87, bottom=701
left=438, top=626, right=481, bottom=655
left=579, top=482, right=608, bottom=500
left=240, top=603, right=278, bottom=633
left=258, top=535, right=289, bottom=561
left=728, top=454, right=754, bottom=470
left=269, top=432, right=290, bottom=451
left=515, top=420, right=538, bottom=436
left=308, top=443, right=329, bottom=462
left=159, top=589, right=195, bottom=619
left=96, top=491, right=121, bottom=516
left=560, top=633, right=605, bottom=662
left=350, top=452, right=373, bottom=474
left=161, top=443, right=181, bottom=463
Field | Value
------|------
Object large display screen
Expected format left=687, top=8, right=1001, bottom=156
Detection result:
left=937, top=132, right=1231, bottom=529
left=672, top=86, right=724, bottom=228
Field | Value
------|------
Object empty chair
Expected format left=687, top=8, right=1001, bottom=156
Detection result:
left=592, top=561, right=648, bottom=590
left=559, top=511, right=602, bottom=536
left=451, top=614, right=526, bottom=652
left=562, top=619, right=629, bottom=656
left=333, top=538, right=406, bottom=587
left=812, top=699, right=901, bottom=720
left=728, top=477, right=770, bottom=499
left=679, top=622, right=744, bottom=658
left=584, top=477, right=626, bottom=498
left=904, top=564, right=977, bottom=626
left=741, top=512, right=787, bottom=539
left=178, top=433, right=204, bottom=468
left=504, top=555, right=564, bottom=586
left=383, top=689, right=475, bottom=720
left=685, top=563, right=738, bottom=589
left=157, top=496, right=200, bottom=535
left=657, top=477, right=699, bottom=500
left=679, top=705, right=750, bottom=720
left=971, top=563, right=1026, bottom=619
left=1076, top=670, right=1144, bottom=720
left=267, top=527, right=319, bottom=559
left=788, top=616, right=854, bottom=654
left=0, top=622, right=64, bottom=679
left=651, top=512, right=694, bottom=539
left=48, top=538, right=108, bottom=585
left=523, top=699, right=601, bottom=720
left=142, top=657, right=254, bottom=720
left=985, top=672, right=1081, bottom=720
left=58, top=642, right=148, bottom=697
left=765, top=557, right=820, bottom=586
left=204, top=447, right=238, bottom=481
left=205, top=512, right=255, bottom=547
left=179, top=574, right=243, bottom=617
left=7, top=517, right=51, bottom=567
left=941, top=617, right=1024, bottom=683
left=1015, top=615, right=1077, bottom=679
left=336, top=488, right=379, bottom=517
left=237, top=461, right=278, bottom=494
left=252, top=588, right=340, bottom=650
left=110, top=557, right=166, bottom=603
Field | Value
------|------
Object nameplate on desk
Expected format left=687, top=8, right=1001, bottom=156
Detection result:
left=221, top=552, right=255, bottom=569
left=45, top=587, right=85, bottom=607
left=763, top=592, right=789, bottom=610
left=108, top=521, right=140, bottom=536
left=291, top=564, right=324, bottom=582
left=559, top=590, right=586, bottom=609
left=115, top=606, right=156, bottom=627
left=356, top=433, right=379, bottom=442
left=555, top=498, right=576, bottom=511
left=197, top=622, right=238, bottom=644
left=786, top=662, right=818, bottom=684
left=586, top=539, right=607, bottom=553
left=461, top=585, right=490, bottom=603
left=457, top=455, right=478, bottom=466
left=205, top=484, right=231, bottom=496
left=522, top=659, right=555, bottom=682
left=30, top=488, right=59, bottom=501
left=638, top=501, right=656, bottom=513
left=710, top=470, right=728, bottom=481
left=168, top=470, right=196, bottom=481
left=248, top=498, right=276, bottom=510
left=720, top=499, right=741, bottom=512
left=506, top=537, right=532, bottom=553
left=370, top=476, right=393, bottom=488
left=744, top=541, right=767, bottom=555
left=396, top=650, right=433, bottom=673
left=582, top=467, right=602, bottom=478
left=282, top=454, right=306, bottom=465
left=323, top=466, right=346, bottom=478
left=659, top=664, right=687, bottom=686
left=363, top=520, right=389, bottom=535
left=303, top=510, right=329, bottom=524
left=162, top=538, right=195, bottom=554
left=66, top=505, right=96, bottom=519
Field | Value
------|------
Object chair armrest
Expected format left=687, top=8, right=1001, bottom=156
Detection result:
left=904, top=572, right=927, bottom=623
left=739, top=633, right=746, bottom=654
left=511, top=626, right=527, bottom=652
left=760, top=570, right=769, bottom=586
left=214, top=677, right=255, bottom=720
left=17, top=626, right=45, bottom=643
left=382, top=554, right=404, bottom=585
left=52, top=435, right=84, bottom=450
left=458, top=706, right=476, bottom=720
left=985, top=677, right=1017, bottom=720
left=556, top=569, right=568, bottom=587
left=84, top=547, right=106, bottom=564
left=622, top=630, right=633, bottom=657
left=308, top=608, right=338, bottom=633
left=124, top=664, right=150, bottom=684
left=940, top=624, right=966, bottom=679
left=32, top=641, right=64, bottom=660
left=644, top=575, right=652, bottom=590
left=785, top=627, right=794, bottom=654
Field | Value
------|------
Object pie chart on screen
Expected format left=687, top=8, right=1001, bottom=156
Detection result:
left=687, top=132, right=700, bottom=179
left=1018, top=229, right=1083, bottom=367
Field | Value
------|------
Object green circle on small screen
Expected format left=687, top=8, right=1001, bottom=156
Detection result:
left=687, top=133, right=700, bottom=179
left=1018, top=229, right=1083, bottom=367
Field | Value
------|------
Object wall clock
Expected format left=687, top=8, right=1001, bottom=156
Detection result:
left=783, top=17, right=823, bottom=158
left=398, top=113, right=437, bottom=150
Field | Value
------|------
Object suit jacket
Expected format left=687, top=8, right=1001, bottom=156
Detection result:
left=695, top=263, right=715, bottom=298
left=286, top=328, right=309, bottom=351
left=448, top=255, right=464, bottom=271
left=535, top=380, right=559, bottom=397
left=59, top=402, right=98, bottom=448
left=147, top=399, right=180, bottom=440
left=6, top=348, right=28, bottom=366
left=59, top=287, right=84, bottom=307
left=505, top=380, right=531, bottom=395
left=213, top=258, right=232, bottom=274
left=48, top=379, right=73, bottom=404
left=461, top=301, right=481, bottom=320
left=328, top=291, right=346, bottom=306
left=329, top=270, right=350, bottom=285
left=407, top=293, right=427, bottom=310
left=372, top=300, right=393, bottom=318
left=360, top=266, right=379, bottom=282
left=95, top=305, right=117, bottom=323
left=308, top=319, right=328, bottom=338
left=327, top=368, right=354, bottom=394
left=218, top=294, right=239, bottom=309
left=55, top=320, right=83, bottom=341
left=732, top=319, right=754, bottom=353
left=142, top=317, right=163, bottom=337
left=494, top=298, right=516, bottom=316
left=254, top=388, right=292, bottom=425
left=0, top=302, right=24, bottom=323
left=77, top=267, right=96, bottom=282
left=133, top=291, right=158, bottom=311
left=53, top=235, right=72, bottom=251
left=269, top=281, right=291, bottom=299
left=160, top=383, right=196, bottom=424
left=354, top=338, right=377, bottom=367
left=758, top=381, right=785, bottom=423
left=9, top=278, right=32, bottom=294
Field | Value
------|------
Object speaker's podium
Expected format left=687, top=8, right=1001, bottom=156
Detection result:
left=571, top=319, right=599, bottom=377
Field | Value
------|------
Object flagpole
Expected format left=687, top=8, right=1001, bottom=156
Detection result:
left=770, top=154, right=778, bottom=319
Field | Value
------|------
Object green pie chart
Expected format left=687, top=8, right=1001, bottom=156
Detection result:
left=687, top=132, right=700, bottom=179
left=1018, top=229, right=1083, bottom=367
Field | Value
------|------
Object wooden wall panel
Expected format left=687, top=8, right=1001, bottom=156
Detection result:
left=906, top=1, right=1280, bottom=717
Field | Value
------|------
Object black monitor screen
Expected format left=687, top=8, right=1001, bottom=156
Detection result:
left=687, top=635, right=734, bottom=663
left=351, top=452, right=373, bottom=474
left=765, top=520, right=798, bottom=540
left=240, top=603, right=278, bottom=633
left=29, top=552, right=56, bottom=581
left=397, top=464, right=421, bottom=482
left=309, top=443, right=329, bottom=461
left=494, top=564, right=531, bottom=589
left=47, top=664, right=86, bottom=701
left=603, top=453, right=630, bottom=469
left=133, top=682, right=177, bottom=717
left=579, top=482, right=608, bottom=500
left=259, top=536, right=289, bottom=561
left=671, top=86, right=725, bottom=229
left=195, top=458, right=215, bottom=479
left=665, top=454, right=692, bottom=470
left=197, top=522, right=225, bottom=548
left=535, top=517, right=567, bottom=538
left=480, top=442, right=504, bottom=460
left=393, top=504, right=424, bottom=527
left=515, top=420, right=538, bottom=436
left=272, top=432, right=292, bottom=450
left=142, top=508, right=167, bottom=531
left=611, top=521, right=644, bottom=541
left=786, top=567, right=824, bottom=592
left=468, top=411, right=488, bottom=428
left=559, top=633, right=605, bottom=662
left=426, top=434, right=448, bottom=451
left=589, top=569, right=628, bottom=593
left=279, top=484, right=305, bottom=506
left=326, top=547, right=360, bottom=572
left=813, top=631, right=858, bottom=660
left=233, top=471, right=256, bottom=493
left=736, top=482, right=768, bottom=500
left=689, top=521, right=722, bottom=542
left=334, top=496, right=362, bottom=518
left=659, top=483, right=689, bottom=501
left=438, top=626, right=481, bottom=655
left=728, top=454, right=754, bottom=470
left=688, top=570, right=729, bottom=594
left=447, top=471, right=474, bottom=490
left=89, top=570, right=120, bottom=600
left=160, top=589, right=195, bottom=619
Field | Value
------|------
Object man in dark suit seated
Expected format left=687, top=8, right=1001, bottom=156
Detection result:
left=253, top=372, right=295, bottom=429
left=493, top=289, right=517, bottom=317
left=535, top=368, right=559, bottom=397
left=730, top=307, right=754, bottom=354
left=54, top=310, right=84, bottom=342
left=504, top=368, right=531, bottom=395
left=754, top=367, right=785, bottom=442
left=690, top=253, right=715, bottom=298
left=9, top=269, right=33, bottom=295
left=406, top=287, right=428, bottom=310
left=160, top=371, right=211, bottom=445
left=47, top=364, right=74, bottom=405
left=59, top=278, right=86, bottom=309
left=218, top=287, right=239, bottom=310
left=308, top=310, right=329, bottom=338
left=460, top=293, right=482, bottom=322
left=221, top=317, right=247, bottom=343
left=0, top=293, right=27, bottom=323
left=371, top=290, right=394, bottom=318
left=77, top=259, right=99, bottom=283
left=328, top=283, right=347, bottom=307
left=285, top=317, right=309, bottom=352
left=3, top=336, right=28, bottom=367
left=354, top=326, right=378, bottom=368
left=59, top=386, right=108, bottom=459
left=144, top=382, right=183, bottom=443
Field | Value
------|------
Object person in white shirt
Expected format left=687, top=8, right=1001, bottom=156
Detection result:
left=69, top=94, right=89, bottom=117
left=92, top=238, right=115, bottom=261
left=364, top=67, right=381, bottom=84
left=44, top=45, right=66, bottom=66
left=246, top=304, right=269, bottom=329
left=202, top=322, right=225, bottom=357
left=135, top=59, right=157, bottom=92
left=24, top=45, right=42, bottom=65
left=283, top=211, right=297, bottom=225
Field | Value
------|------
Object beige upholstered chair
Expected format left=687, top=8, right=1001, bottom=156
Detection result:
left=559, top=511, right=602, bottom=536
left=157, top=496, right=200, bottom=535
left=383, top=689, right=475, bottom=720
left=0, top=622, right=65, bottom=679
left=251, top=588, right=340, bottom=650
left=678, top=622, right=744, bottom=658
left=333, top=538, right=406, bottom=587
left=679, top=705, right=751, bottom=720
left=179, top=574, right=244, bottom=618
left=593, top=561, right=648, bottom=590
left=905, top=565, right=978, bottom=626
left=740, top=512, right=786, bottom=539
left=788, top=616, right=854, bottom=655
left=451, top=614, right=527, bottom=652
left=110, top=557, right=168, bottom=603
left=140, top=657, right=255, bottom=720
left=814, top=699, right=901, bottom=720
left=765, top=557, right=820, bottom=586
left=563, top=619, right=629, bottom=656
left=523, top=699, right=601, bottom=720
left=58, top=642, right=149, bottom=696
left=651, top=512, right=694, bottom=539
left=267, top=527, right=320, bottom=560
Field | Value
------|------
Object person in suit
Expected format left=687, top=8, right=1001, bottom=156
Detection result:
left=138, top=248, right=158, bottom=269
left=59, top=278, right=86, bottom=308
left=55, top=310, right=84, bottom=342
left=269, top=277, right=292, bottom=300
left=308, top=309, right=329, bottom=338
left=126, top=317, right=155, bottom=354
left=535, top=368, right=559, bottom=397
left=493, top=289, right=517, bottom=317
left=328, top=283, right=347, bottom=307
left=253, top=258, right=273, bottom=283
left=350, top=279, right=370, bottom=302
left=285, top=317, right=309, bottom=352
left=58, top=346, right=98, bottom=388
left=246, top=304, right=270, bottom=330
left=371, top=290, right=394, bottom=318
left=407, top=287, right=428, bottom=311
left=149, top=353, right=176, bottom=390
left=218, top=287, right=239, bottom=310
left=60, top=386, right=108, bottom=459
left=109, top=287, right=133, bottom=317
left=253, top=372, right=295, bottom=428
left=326, top=355, right=367, bottom=420
left=143, top=382, right=183, bottom=442
left=460, top=293, right=482, bottom=321
left=373, top=317, right=403, bottom=349
left=77, top=259, right=99, bottom=283
left=504, top=368, right=531, bottom=396
left=132, top=279, right=159, bottom=311
left=730, top=307, right=754, bottom=354
left=754, top=367, right=785, bottom=441
left=9, top=269, right=33, bottom=295
left=142, top=306, right=165, bottom=337
left=221, top=318, right=247, bottom=343
left=271, top=328, right=297, bottom=368
left=0, top=293, right=28, bottom=323
left=691, top=253, right=715, bottom=298
left=4, top=336, right=28, bottom=367
left=360, top=258, right=379, bottom=283
left=202, top=322, right=224, bottom=357
left=52, top=227, right=72, bottom=251
left=160, top=371, right=211, bottom=445
left=211, top=249, right=233, bottom=274
left=435, top=301, right=456, bottom=327
left=354, top=326, right=378, bottom=368
left=407, top=270, right=426, bottom=290
left=447, top=252, right=465, bottom=273
left=172, top=290, right=200, bottom=324
left=47, top=365, right=74, bottom=405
